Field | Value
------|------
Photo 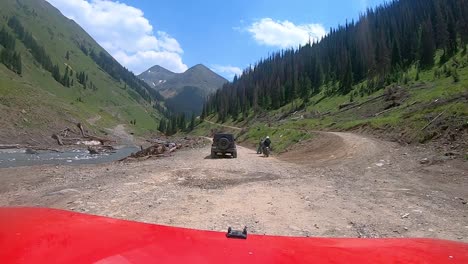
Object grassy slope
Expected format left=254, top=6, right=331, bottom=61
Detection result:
left=195, top=50, right=468, bottom=155
left=0, top=0, right=160, bottom=144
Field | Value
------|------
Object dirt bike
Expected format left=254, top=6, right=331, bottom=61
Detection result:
left=263, top=146, right=270, bottom=157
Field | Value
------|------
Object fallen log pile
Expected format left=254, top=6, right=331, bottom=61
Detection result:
left=146, top=136, right=210, bottom=149
left=87, top=145, right=116, bottom=155
left=120, top=137, right=210, bottom=162
left=177, top=136, right=210, bottom=149
left=51, top=123, right=115, bottom=154
left=119, top=142, right=180, bottom=161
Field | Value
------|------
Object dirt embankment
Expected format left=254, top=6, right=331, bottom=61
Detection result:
left=0, top=132, right=466, bottom=242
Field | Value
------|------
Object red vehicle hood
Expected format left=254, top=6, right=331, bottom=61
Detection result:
left=0, top=207, right=467, bottom=263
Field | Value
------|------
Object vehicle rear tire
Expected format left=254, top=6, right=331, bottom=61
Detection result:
left=218, top=138, right=230, bottom=150
left=232, top=151, right=237, bottom=158
left=211, top=151, right=216, bottom=159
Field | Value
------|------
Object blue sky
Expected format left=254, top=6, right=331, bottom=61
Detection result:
left=47, top=0, right=387, bottom=79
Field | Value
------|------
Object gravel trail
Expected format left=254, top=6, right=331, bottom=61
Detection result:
left=1, top=132, right=466, bottom=242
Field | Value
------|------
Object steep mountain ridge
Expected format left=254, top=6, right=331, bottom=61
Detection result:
left=0, top=0, right=164, bottom=144
left=139, top=65, right=176, bottom=89
left=140, top=64, right=227, bottom=98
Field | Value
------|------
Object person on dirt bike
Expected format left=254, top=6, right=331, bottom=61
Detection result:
left=263, top=136, right=271, bottom=153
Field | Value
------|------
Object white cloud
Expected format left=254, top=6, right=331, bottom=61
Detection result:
left=247, top=18, right=326, bottom=48
left=46, top=0, right=188, bottom=73
left=211, top=65, right=243, bottom=80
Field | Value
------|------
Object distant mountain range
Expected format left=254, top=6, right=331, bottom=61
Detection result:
left=139, top=64, right=227, bottom=114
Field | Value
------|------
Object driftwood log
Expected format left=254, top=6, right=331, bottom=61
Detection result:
left=420, top=111, right=447, bottom=131
left=374, top=108, right=394, bottom=117
left=131, top=144, right=167, bottom=157
left=77, top=123, right=85, bottom=137
left=0, top=144, right=21, bottom=149
left=119, top=143, right=180, bottom=162
left=52, top=134, right=64, bottom=146
left=338, top=102, right=355, bottom=109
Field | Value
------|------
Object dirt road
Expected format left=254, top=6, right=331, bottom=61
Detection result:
left=0, top=132, right=467, bottom=242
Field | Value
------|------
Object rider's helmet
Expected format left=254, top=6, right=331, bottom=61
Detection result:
left=266, top=136, right=270, bottom=139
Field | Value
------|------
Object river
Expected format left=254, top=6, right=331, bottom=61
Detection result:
left=0, top=146, right=139, bottom=168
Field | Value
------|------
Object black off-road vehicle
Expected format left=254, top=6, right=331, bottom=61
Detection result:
left=211, top=133, right=237, bottom=158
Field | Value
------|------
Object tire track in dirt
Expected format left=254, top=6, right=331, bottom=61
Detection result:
left=279, top=131, right=380, bottom=166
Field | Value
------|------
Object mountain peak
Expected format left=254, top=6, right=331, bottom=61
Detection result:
left=138, top=65, right=177, bottom=88
left=146, top=65, right=175, bottom=74
left=138, top=63, right=227, bottom=114
left=192, top=63, right=207, bottom=68
left=187, top=64, right=210, bottom=72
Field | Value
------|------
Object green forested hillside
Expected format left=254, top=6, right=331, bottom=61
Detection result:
left=0, top=0, right=163, bottom=144
left=204, top=0, right=466, bottom=119
left=200, top=0, right=467, bottom=154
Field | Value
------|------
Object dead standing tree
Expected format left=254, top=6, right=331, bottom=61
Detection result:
left=77, top=123, right=85, bottom=137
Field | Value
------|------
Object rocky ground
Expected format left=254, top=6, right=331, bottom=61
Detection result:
left=0, top=132, right=466, bottom=242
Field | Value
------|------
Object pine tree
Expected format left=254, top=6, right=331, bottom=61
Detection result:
left=341, top=58, right=353, bottom=94
left=451, top=68, right=460, bottom=82
left=419, top=21, right=435, bottom=69
left=434, top=0, right=449, bottom=50
left=391, top=40, right=402, bottom=68
left=52, top=64, right=61, bottom=82
left=62, top=67, right=70, bottom=87
left=178, top=114, right=186, bottom=130
left=189, top=113, right=196, bottom=131
left=14, top=52, right=21, bottom=74
left=165, top=119, right=171, bottom=135
left=0, top=27, right=16, bottom=50
left=300, top=75, right=312, bottom=104
left=0, top=49, right=11, bottom=71
left=446, top=13, right=458, bottom=56
left=200, top=104, right=206, bottom=120
left=171, top=116, right=177, bottom=134
left=312, top=58, right=323, bottom=93
left=158, top=119, right=166, bottom=133
left=270, top=78, right=281, bottom=109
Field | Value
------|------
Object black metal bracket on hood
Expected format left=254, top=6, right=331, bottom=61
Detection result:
left=226, top=226, right=247, bottom=239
